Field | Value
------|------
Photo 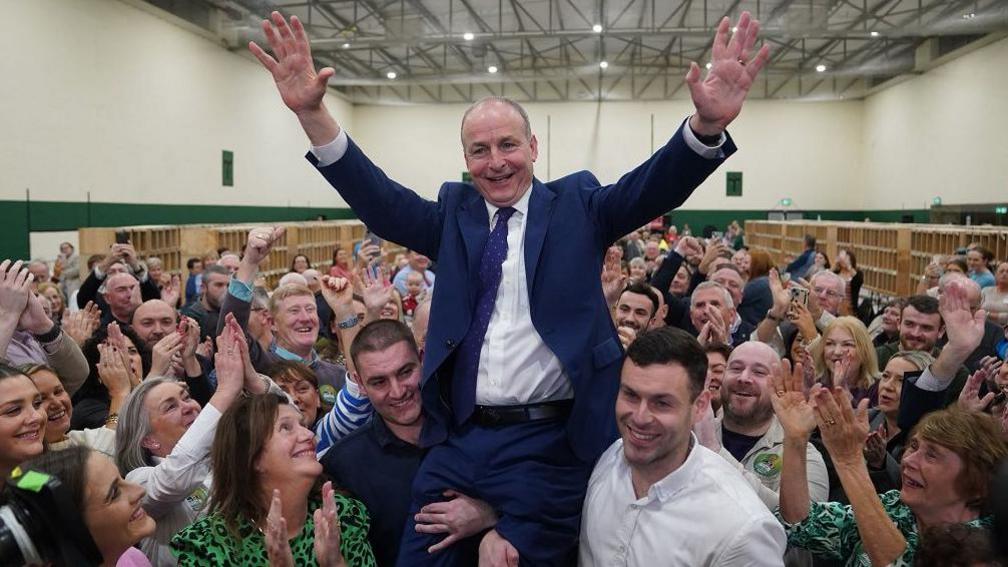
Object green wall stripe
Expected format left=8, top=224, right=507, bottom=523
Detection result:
left=1, top=199, right=930, bottom=260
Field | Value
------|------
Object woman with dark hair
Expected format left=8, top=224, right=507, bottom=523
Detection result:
left=290, top=254, right=312, bottom=274
left=170, top=393, right=376, bottom=566
left=71, top=323, right=150, bottom=430
left=967, top=246, right=995, bottom=288
left=0, top=363, right=44, bottom=488
left=329, top=246, right=353, bottom=281
left=833, top=248, right=863, bottom=316
left=12, top=445, right=157, bottom=566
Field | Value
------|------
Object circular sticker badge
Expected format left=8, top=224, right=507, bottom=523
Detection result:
left=753, top=453, right=782, bottom=478
left=319, top=384, right=338, bottom=406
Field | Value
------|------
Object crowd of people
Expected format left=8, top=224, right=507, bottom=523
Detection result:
left=2, top=8, right=1008, bottom=567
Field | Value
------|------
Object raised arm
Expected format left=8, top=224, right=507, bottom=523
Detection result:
left=249, top=12, right=339, bottom=146
left=770, top=359, right=818, bottom=523
left=0, top=260, right=32, bottom=360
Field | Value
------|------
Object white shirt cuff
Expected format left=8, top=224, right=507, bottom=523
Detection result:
left=914, top=367, right=952, bottom=392
left=310, top=129, right=349, bottom=167
left=682, top=116, right=726, bottom=159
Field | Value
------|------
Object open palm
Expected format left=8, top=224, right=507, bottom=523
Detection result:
left=770, top=359, right=816, bottom=438
left=249, top=12, right=334, bottom=114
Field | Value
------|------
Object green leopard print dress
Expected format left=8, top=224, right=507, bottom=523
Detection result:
left=776, top=489, right=992, bottom=566
left=170, top=494, right=376, bottom=566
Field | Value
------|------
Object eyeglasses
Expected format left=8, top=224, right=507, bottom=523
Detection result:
left=813, top=287, right=842, bottom=299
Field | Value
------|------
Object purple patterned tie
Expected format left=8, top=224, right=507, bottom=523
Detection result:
left=452, top=207, right=516, bottom=425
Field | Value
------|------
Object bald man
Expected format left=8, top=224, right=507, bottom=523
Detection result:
left=132, top=299, right=178, bottom=349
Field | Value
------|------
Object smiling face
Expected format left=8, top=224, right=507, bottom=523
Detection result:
left=966, top=250, right=986, bottom=273
left=256, top=404, right=322, bottom=489
left=720, top=342, right=776, bottom=429
left=141, top=382, right=201, bottom=458
left=670, top=266, right=691, bottom=296
left=41, top=286, right=64, bottom=315
left=272, top=294, right=320, bottom=356
left=276, top=373, right=321, bottom=428
left=900, top=436, right=966, bottom=515
left=881, top=305, right=902, bottom=334
left=711, top=268, right=743, bottom=306
left=899, top=305, right=943, bottom=352
left=355, top=341, right=423, bottom=429
left=616, top=360, right=705, bottom=479
left=705, top=350, right=727, bottom=401
left=615, top=291, right=656, bottom=333
left=0, top=375, right=44, bottom=474
left=822, top=326, right=862, bottom=381
left=461, top=101, right=538, bottom=208
left=83, top=453, right=156, bottom=561
left=30, top=369, right=73, bottom=444
left=132, top=300, right=178, bottom=348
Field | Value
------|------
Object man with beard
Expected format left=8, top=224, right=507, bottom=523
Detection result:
left=130, top=299, right=178, bottom=349
left=322, top=319, right=497, bottom=567
left=613, top=281, right=660, bottom=349
left=181, top=264, right=229, bottom=341
left=696, top=341, right=828, bottom=510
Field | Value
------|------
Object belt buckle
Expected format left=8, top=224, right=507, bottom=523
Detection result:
left=483, top=407, right=501, bottom=426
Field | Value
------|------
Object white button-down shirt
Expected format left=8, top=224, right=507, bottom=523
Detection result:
left=579, top=435, right=787, bottom=567
left=476, top=190, right=573, bottom=405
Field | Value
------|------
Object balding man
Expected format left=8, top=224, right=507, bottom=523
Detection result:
left=255, top=9, right=769, bottom=564
left=131, top=299, right=178, bottom=349
left=690, top=281, right=754, bottom=346
left=102, top=272, right=142, bottom=326
left=76, top=242, right=161, bottom=310
left=218, top=252, right=241, bottom=274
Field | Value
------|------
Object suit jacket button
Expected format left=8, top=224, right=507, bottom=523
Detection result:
left=445, top=339, right=455, bottom=348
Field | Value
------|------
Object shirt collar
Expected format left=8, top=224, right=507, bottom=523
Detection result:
left=620, top=433, right=702, bottom=504
left=484, top=183, right=533, bottom=226
left=370, top=416, right=423, bottom=450
left=271, top=342, right=319, bottom=365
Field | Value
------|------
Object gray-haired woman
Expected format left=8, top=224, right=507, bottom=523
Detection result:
left=114, top=331, right=270, bottom=566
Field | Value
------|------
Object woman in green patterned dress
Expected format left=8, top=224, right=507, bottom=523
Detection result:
left=169, top=393, right=376, bottom=566
left=770, top=360, right=1007, bottom=567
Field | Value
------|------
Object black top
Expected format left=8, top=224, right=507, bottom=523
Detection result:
left=721, top=427, right=762, bottom=462
left=321, top=417, right=425, bottom=567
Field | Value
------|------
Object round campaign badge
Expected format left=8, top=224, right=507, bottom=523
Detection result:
left=319, top=384, right=338, bottom=406
left=753, top=453, right=782, bottom=478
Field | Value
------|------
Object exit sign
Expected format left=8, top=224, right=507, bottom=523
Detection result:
left=996, top=206, right=1007, bottom=214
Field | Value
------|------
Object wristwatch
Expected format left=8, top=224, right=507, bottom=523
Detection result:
left=337, top=314, right=359, bottom=329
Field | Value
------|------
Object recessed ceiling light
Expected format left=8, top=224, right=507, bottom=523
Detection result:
left=599, top=61, right=609, bottom=69
left=488, top=65, right=498, bottom=73
left=869, top=31, right=880, bottom=37
left=592, top=24, right=603, bottom=33
left=705, top=62, right=712, bottom=70
left=463, top=32, right=475, bottom=40
left=386, top=71, right=397, bottom=79
left=341, top=42, right=351, bottom=49
left=962, top=12, right=976, bottom=19
left=815, top=64, right=827, bottom=72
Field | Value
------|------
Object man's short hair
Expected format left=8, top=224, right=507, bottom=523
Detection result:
left=710, top=263, right=744, bottom=278
left=804, top=234, right=817, bottom=249
left=268, top=284, right=314, bottom=315
left=203, top=264, right=230, bottom=278
left=620, top=281, right=659, bottom=317
left=350, top=319, right=419, bottom=371
left=251, top=286, right=270, bottom=310
left=186, top=257, right=201, bottom=270
left=810, top=270, right=845, bottom=293
left=945, top=256, right=968, bottom=273
left=703, top=342, right=733, bottom=361
left=904, top=295, right=940, bottom=317
left=625, top=327, right=708, bottom=400
left=460, top=96, right=532, bottom=142
left=690, top=281, right=732, bottom=308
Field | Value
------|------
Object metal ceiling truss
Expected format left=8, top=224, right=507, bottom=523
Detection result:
left=160, top=0, right=1008, bottom=103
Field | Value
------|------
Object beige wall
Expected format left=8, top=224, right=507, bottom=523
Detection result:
left=351, top=98, right=865, bottom=211
left=861, top=36, right=1008, bottom=210
left=0, top=0, right=353, bottom=208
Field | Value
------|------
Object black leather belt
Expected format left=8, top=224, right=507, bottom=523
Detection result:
left=471, top=400, right=573, bottom=427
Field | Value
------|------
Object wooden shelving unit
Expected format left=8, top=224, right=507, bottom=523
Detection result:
left=745, top=220, right=1008, bottom=297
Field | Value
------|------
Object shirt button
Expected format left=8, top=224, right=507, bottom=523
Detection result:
left=445, top=339, right=455, bottom=348
left=618, top=544, right=626, bottom=554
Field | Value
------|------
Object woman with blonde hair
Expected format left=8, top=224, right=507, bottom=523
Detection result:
left=811, top=316, right=880, bottom=407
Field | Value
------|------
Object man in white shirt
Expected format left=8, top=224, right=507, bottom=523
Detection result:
left=580, top=327, right=786, bottom=566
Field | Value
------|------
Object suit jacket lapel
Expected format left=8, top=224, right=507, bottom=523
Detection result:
left=458, top=190, right=490, bottom=303
left=524, top=180, right=555, bottom=293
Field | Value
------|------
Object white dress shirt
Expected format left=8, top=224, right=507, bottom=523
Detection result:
left=579, top=435, right=786, bottom=567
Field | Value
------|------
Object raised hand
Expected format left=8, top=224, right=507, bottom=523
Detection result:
left=149, top=332, right=184, bottom=377
left=0, top=260, right=32, bottom=321
left=768, top=268, right=790, bottom=317
left=770, top=359, right=817, bottom=440
left=97, top=343, right=133, bottom=398
left=863, top=425, right=888, bottom=470
left=264, top=489, right=295, bottom=567
left=940, top=277, right=986, bottom=354
left=673, top=236, right=703, bottom=260
left=686, top=12, right=770, bottom=136
left=213, top=331, right=245, bottom=401
left=249, top=12, right=335, bottom=115
left=313, top=481, right=346, bottom=567
left=222, top=313, right=262, bottom=391
left=698, top=241, right=729, bottom=275
left=832, top=354, right=853, bottom=389
left=616, top=326, right=637, bottom=350
left=693, top=391, right=721, bottom=451
left=812, top=386, right=870, bottom=467
left=789, top=301, right=818, bottom=342
left=360, top=263, right=392, bottom=321
left=179, top=317, right=201, bottom=360
left=958, top=366, right=996, bottom=413
left=319, top=275, right=354, bottom=312
left=18, top=291, right=54, bottom=335
left=243, top=226, right=287, bottom=267
left=601, top=246, right=627, bottom=308
left=415, top=489, right=498, bottom=554
left=161, top=274, right=180, bottom=307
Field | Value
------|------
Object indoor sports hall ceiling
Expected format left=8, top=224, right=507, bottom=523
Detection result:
left=146, top=0, right=1008, bottom=103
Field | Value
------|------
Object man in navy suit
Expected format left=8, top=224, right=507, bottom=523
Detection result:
left=252, top=11, right=769, bottom=565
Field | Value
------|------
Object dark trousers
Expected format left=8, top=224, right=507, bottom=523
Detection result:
left=396, top=419, right=591, bottom=566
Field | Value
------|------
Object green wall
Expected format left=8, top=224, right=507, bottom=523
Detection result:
left=1, top=199, right=931, bottom=260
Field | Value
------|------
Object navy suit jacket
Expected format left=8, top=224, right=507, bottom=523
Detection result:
left=308, top=124, right=735, bottom=462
